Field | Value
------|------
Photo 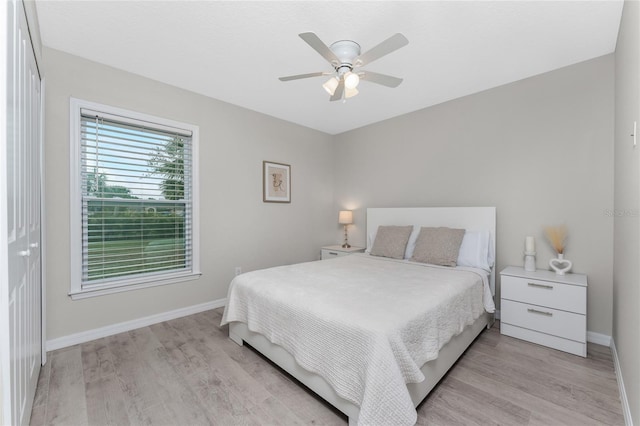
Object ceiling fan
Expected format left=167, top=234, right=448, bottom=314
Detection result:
left=279, top=32, right=409, bottom=102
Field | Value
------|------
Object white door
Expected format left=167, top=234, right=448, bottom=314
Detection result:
left=3, top=0, right=43, bottom=424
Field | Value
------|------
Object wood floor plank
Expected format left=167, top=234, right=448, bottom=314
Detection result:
left=32, top=356, right=50, bottom=408
left=190, top=309, right=346, bottom=425
left=28, top=361, right=50, bottom=426
left=173, top=315, right=278, bottom=407
left=457, top=349, right=624, bottom=425
left=488, top=329, right=619, bottom=381
left=130, top=326, right=214, bottom=426
left=43, top=346, right=88, bottom=425
left=84, top=376, right=131, bottom=426
left=449, top=363, right=606, bottom=426
left=30, top=353, right=51, bottom=426
left=157, top=314, right=287, bottom=425
left=255, top=395, right=307, bottom=426
left=441, top=376, right=531, bottom=424
left=105, top=333, right=169, bottom=425
left=28, top=403, right=47, bottom=426
left=480, top=331, right=623, bottom=419
left=31, top=314, right=624, bottom=426
left=418, top=385, right=492, bottom=426
left=472, top=333, right=620, bottom=397
left=150, top=320, right=235, bottom=424
left=81, top=338, right=115, bottom=384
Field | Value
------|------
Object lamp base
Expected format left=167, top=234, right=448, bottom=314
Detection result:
left=342, top=224, right=350, bottom=249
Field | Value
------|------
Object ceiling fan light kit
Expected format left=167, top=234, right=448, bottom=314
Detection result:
left=345, top=86, right=359, bottom=99
left=279, top=32, right=408, bottom=102
left=322, top=77, right=339, bottom=96
left=330, top=39, right=361, bottom=65
left=344, top=71, right=360, bottom=89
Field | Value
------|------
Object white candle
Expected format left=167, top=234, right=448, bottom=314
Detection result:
left=525, top=236, right=535, bottom=253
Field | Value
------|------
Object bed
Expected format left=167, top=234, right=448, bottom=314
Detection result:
left=221, top=207, right=496, bottom=425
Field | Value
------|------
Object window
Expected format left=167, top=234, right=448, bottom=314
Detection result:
left=70, top=98, right=200, bottom=299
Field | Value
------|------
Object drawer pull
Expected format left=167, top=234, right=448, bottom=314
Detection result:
left=527, top=308, right=553, bottom=317
left=528, top=282, right=553, bottom=290
left=328, top=252, right=338, bottom=256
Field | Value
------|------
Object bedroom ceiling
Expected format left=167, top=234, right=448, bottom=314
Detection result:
left=34, top=1, right=623, bottom=135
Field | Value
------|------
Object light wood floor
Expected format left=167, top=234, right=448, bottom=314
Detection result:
left=30, top=309, right=625, bottom=425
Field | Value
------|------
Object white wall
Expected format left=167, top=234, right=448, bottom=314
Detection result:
left=613, top=1, right=640, bottom=424
left=42, top=47, right=335, bottom=341
left=333, top=55, right=615, bottom=336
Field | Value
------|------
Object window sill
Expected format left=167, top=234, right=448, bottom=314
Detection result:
left=69, top=271, right=202, bottom=300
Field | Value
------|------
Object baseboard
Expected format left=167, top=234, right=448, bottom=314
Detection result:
left=611, top=338, right=634, bottom=426
left=46, top=298, right=226, bottom=352
left=587, top=330, right=612, bottom=346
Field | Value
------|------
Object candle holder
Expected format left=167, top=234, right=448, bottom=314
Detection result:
left=524, top=251, right=536, bottom=272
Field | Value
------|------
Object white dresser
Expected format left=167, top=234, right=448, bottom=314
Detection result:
left=320, top=245, right=365, bottom=260
left=500, top=266, right=587, bottom=357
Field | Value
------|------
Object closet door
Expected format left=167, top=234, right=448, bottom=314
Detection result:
left=4, top=0, right=42, bottom=424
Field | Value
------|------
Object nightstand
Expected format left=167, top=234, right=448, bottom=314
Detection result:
left=321, top=245, right=365, bottom=260
left=500, top=266, right=587, bottom=357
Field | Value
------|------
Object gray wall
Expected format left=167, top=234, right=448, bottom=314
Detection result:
left=43, top=48, right=335, bottom=340
left=333, top=55, right=615, bottom=336
left=43, top=47, right=618, bottom=347
left=614, top=1, right=640, bottom=423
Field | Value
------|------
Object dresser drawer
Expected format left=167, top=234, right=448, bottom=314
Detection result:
left=321, top=249, right=349, bottom=260
left=501, top=324, right=587, bottom=357
left=501, top=299, right=586, bottom=342
left=501, top=275, right=586, bottom=314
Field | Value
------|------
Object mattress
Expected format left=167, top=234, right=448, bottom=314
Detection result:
left=221, top=254, right=493, bottom=425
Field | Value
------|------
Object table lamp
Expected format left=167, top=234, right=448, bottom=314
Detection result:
left=338, top=210, right=353, bottom=248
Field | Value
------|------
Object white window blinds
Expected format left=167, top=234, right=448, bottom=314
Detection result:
left=80, top=109, right=193, bottom=287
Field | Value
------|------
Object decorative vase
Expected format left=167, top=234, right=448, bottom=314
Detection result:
left=549, top=253, right=572, bottom=275
left=523, top=251, right=536, bottom=272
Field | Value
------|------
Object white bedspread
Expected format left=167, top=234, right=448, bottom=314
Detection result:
left=221, top=254, right=493, bottom=425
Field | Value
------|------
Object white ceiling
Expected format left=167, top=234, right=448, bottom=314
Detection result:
left=35, top=1, right=623, bottom=135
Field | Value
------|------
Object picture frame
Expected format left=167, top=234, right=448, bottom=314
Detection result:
left=263, top=161, right=291, bottom=203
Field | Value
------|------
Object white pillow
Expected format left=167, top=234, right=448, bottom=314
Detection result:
left=457, top=230, right=493, bottom=272
left=403, top=226, right=421, bottom=259
left=366, top=232, right=374, bottom=252
left=487, top=235, right=495, bottom=268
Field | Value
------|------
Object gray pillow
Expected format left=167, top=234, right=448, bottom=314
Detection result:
left=411, top=227, right=466, bottom=266
left=370, top=225, right=413, bottom=259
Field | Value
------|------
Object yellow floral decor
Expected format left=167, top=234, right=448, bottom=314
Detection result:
left=544, top=225, right=567, bottom=254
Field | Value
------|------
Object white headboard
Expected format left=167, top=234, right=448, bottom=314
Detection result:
left=367, top=207, right=497, bottom=295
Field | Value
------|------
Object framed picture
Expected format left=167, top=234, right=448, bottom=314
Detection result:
left=263, top=161, right=291, bottom=203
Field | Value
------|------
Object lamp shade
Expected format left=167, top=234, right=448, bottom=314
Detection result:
left=344, top=72, right=360, bottom=89
left=322, top=77, right=339, bottom=96
left=345, top=86, right=359, bottom=99
left=338, top=210, right=353, bottom=225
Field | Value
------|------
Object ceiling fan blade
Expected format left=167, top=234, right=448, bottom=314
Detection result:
left=299, top=32, right=339, bottom=65
left=279, top=72, right=326, bottom=81
left=356, top=33, right=409, bottom=66
left=330, top=79, right=344, bottom=102
left=359, top=71, right=403, bottom=88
